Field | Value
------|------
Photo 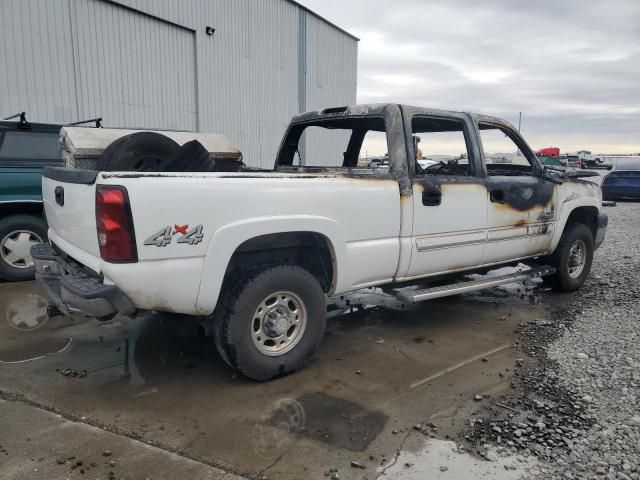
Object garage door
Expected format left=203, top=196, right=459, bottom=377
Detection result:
left=72, top=0, right=197, bottom=131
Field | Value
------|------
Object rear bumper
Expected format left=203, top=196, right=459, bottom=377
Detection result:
left=595, top=213, right=608, bottom=250
left=31, top=243, right=136, bottom=318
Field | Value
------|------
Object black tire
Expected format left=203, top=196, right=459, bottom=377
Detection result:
left=163, top=139, right=216, bottom=172
left=0, top=215, right=48, bottom=282
left=544, top=223, right=594, bottom=292
left=213, top=265, right=326, bottom=381
left=96, top=132, right=179, bottom=172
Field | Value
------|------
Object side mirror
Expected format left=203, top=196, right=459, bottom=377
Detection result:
left=542, top=166, right=563, bottom=184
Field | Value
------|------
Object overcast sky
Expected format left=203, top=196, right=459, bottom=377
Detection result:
left=299, top=0, right=640, bottom=154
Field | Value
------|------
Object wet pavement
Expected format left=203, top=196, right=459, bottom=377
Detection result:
left=0, top=277, right=559, bottom=479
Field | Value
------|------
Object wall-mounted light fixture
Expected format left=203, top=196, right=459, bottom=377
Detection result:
left=205, top=26, right=215, bottom=36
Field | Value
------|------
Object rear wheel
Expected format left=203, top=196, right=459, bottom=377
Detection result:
left=544, top=222, right=594, bottom=292
left=213, top=265, right=326, bottom=381
left=0, top=215, right=47, bottom=282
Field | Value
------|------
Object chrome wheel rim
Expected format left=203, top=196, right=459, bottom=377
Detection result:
left=567, top=239, right=586, bottom=279
left=251, top=291, right=307, bottom=356
left=1, top=230, right=43, bottom=269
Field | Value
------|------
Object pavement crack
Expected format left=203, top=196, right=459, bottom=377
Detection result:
left=0, top=389, right=256, bottom=479
left=375, top=429, right=412, bottom=479
left=258, top=448, right=290, bottom=476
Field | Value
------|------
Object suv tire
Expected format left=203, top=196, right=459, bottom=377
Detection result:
left=544, top=222, right=594, bottom=292
left=213, top=265, right=326, bottom=381
left=0, top=215, right=48, bottom=282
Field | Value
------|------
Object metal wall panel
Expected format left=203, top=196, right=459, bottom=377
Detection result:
left=0, top=0, right=77, bottom=121
left=71, top=0, right=197, bottom=130
left=304, top=13, right=359, bottom=167
left=0, top=0, right=358, bottom=168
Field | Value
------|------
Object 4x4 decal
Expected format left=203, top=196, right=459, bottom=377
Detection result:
left=144, top=224, right=204, bottom=247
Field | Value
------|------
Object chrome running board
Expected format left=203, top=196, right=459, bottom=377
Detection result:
left=395, top=266, right=556, bottom=303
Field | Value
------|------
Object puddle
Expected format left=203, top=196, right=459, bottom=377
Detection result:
left=5, top=291, right=49, bottom=331
left=378, top=437, right=538, bottom=479
left=0, top=285, right=73, bottom=362
left=269, top=391, right=388, bottom=451
left=129, top=315, right=229, bottom=383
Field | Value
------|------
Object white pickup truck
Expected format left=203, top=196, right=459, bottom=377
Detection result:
left=33, top=104, right=607, bottom=380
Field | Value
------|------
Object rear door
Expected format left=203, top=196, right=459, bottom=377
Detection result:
left=0, top=126, right=63, bottom=203
left=476, top=119, right=556, bottom=264
left=403, top=112, right=489, bottom=277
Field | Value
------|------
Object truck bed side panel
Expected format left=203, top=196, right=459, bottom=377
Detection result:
left=97, top=173, right=402, bottom=314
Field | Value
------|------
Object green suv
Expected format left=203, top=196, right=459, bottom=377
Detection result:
left=0, top=113, right=64, bottom=281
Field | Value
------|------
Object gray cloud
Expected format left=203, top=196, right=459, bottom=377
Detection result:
left=300, top=0, right=640, bottom=153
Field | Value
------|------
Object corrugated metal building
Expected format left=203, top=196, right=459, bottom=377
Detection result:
left=0, top=0, right=358, bottom=168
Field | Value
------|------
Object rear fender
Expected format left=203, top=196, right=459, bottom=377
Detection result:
left=0, top=200, right=43, bottom=217
left=196, top=215, right=346, bottom=314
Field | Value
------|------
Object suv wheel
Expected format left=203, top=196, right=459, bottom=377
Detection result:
left=544, top=222, right=594, bottom=292
left=0, top=215, right=48, bottom=282
left=214, top=265, right=326, bottom=381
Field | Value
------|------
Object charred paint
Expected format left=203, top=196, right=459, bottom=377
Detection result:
left=485, top=177, right=555, bottom=212
left=411, top=175, right=556, bottom=211
left=412, top=176, right=485, bottom=195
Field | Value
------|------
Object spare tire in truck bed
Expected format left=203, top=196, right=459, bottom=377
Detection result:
left=96, top=132, right=179, bottom=172
left=163, top=139, right=217, bottom=172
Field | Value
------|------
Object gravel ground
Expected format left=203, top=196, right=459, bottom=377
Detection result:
left=461, top=202, right=640, bottom=480
left=542, top=202, right=640, bottom=480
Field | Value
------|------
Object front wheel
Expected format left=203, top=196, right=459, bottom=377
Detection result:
left=544, top=223, right=594, bottom=292
left=213, top=265, right=326, bottom=381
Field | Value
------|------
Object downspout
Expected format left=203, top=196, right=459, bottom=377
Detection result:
left=297, top=8, right=307, bottom=165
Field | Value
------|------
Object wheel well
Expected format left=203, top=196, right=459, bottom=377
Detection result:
left=0, top=203, right=44, bottom=219
left=565, top=206, right=598, bottom=238
left=224, top=232, right=335, bottom=293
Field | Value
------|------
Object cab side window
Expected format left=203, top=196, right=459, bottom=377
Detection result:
left=359, top=130, right=389, bottom=173
left=280, top=117, right=390, bottom=175
left=478, top=124, right=536, bottom=176
left=412, top=117, right=472, bottom=176
left=0, top=131, right=61, bottom=161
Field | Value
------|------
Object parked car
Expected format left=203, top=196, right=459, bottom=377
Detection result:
left=0, top=113, right=64, bottom=281
left=367, top=157, right=389, bottom=169
left=536, top=147, right=560, bottom=157
left=601, top=159, right=640, bottom=201
left=560, top=154, right=582, bottom=168
left=33, top=104, right=607, bottom=381
left=0, top=113, right=101, bottom=281
left=537, top=155, right=566, bottom=167
left=417, top=158, right=438, bottom=170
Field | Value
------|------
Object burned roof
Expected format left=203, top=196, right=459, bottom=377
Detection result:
left=291, top=104, right=515, bottom=130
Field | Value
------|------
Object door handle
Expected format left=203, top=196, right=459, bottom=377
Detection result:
left=422, top=188, right=441, bottom=206
left=490, top=189, right=505, bottom=203
left=55, top=186, right=64, bottom=206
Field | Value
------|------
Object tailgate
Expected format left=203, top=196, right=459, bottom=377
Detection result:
left=42, top=167, right=101, bottom=272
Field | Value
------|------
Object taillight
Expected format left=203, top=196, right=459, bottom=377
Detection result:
left=95, top=185, right=138, bottom=262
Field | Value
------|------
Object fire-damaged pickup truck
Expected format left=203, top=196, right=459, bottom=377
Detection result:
left=33, top=104, right=607, bottom=380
